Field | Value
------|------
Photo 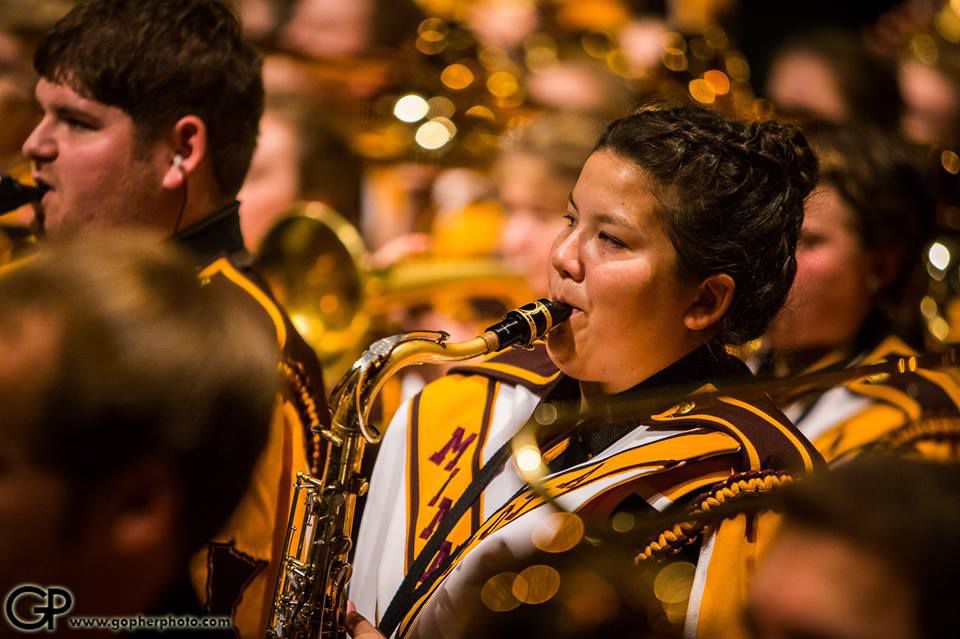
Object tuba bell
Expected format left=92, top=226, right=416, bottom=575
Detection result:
left=256, top=201, right=532, bottom=382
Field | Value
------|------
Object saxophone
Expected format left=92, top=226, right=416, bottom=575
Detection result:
left=267, top=298, right=572, bottom=639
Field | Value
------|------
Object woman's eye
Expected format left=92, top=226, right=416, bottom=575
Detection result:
left=599, top=232, right=626, bottom=248
left=562, top=213, right=576, bottom=227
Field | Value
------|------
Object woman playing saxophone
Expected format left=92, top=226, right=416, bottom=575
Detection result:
left=349, top=104, right=822, bottom=639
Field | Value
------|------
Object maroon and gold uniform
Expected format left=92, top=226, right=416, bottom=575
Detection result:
left=771, top=332, right=960, bottom=463
left=352, top=343, right=820, bottom=638
left=175, top=202, right=329, bottom=638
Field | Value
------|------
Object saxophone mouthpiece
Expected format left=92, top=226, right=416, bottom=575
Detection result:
left=0, top=175, right=48, bottom=214
left=483, top=298, right=573, bottom=351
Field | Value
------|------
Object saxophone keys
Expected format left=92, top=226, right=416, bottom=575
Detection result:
left=350, top=476, right=369, bottom=496
left=319, top=428, right=343, bottom=446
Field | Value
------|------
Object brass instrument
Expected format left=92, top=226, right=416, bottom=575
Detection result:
left=257, top=202, right=532, bottom=381
left=267, top=298, right=572, bottom=639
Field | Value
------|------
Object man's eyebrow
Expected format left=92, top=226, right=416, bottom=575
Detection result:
left=53, top=105, right=96, bottom=120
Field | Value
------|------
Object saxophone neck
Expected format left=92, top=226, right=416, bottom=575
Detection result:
left=329, top=331, right=490, bottom=443
left=327, top=298, right=573, bottom=444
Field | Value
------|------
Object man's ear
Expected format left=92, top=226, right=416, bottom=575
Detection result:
left=161, top=115, right=208, bottom=191
left=683, top=273, right=736, bottom=333
left=100, top=459, right=181, bottom=557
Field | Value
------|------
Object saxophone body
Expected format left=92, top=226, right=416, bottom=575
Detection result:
left=267, top=299, right=572, bottom=639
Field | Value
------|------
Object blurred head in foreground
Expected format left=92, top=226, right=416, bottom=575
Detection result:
left=747, top=457, right=960, bottom=639
left=0, top=234, right=278, bottom=616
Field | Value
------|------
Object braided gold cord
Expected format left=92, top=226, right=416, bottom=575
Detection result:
left=279, top=360, right=324, bottom=476
left=635, top=471, right=794, bottom=562
left=878, top=415, right=960, bottom=452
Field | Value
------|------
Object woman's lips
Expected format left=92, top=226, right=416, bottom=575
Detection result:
left=553, top=298, right=582, bottom=314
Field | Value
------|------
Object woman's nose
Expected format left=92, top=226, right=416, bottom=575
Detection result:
left=550, top=227, right=584, bottom=282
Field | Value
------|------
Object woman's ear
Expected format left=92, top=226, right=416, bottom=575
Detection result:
left=684, top=273, right=735, bottom=332
left=866, top=247, right=902, bottom=294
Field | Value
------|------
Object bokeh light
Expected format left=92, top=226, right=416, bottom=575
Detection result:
left=515, top=444, right=543, bottom=472
left=481, top=572, right=522, bottom=612
left=531, top=511, right=584, bottom=553
left=415, top=119, right=455, bottom=150
left=929, top=241, right=951, bottom=271
left=689, top=78, right=716, bottom=104
left=441, top=63, right=475, bottom=90
left=394, top=94, right=430, bottom=123
left=942, top=150, right=960, bottom=175
left=512, top=565, right=561, bottom=605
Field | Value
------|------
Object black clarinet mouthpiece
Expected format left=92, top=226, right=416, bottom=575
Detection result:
left=0, top=175, right=47, bottom=214
left=484, top=298, right=573, bottom=350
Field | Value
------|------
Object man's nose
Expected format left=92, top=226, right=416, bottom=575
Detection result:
left=22, top=119, right=56, bottom=163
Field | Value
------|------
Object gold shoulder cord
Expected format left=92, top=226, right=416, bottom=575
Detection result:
left=876, top=415, right=960, bottom=457
left=279, top=359, right=325, bottom=476
left=636, top=470, right=795, bottom=562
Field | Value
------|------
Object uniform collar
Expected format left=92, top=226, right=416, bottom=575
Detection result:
left=546, top=342, right=752, bottom=470
left=171, top=200, right=247, bottom=267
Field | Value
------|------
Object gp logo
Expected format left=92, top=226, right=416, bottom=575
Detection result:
left=3, top=585, right=73, bottom=632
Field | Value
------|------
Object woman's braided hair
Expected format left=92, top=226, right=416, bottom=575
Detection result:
left=596, top=104, right=819, bottom=345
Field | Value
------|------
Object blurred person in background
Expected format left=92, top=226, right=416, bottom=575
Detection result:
left=525, top=60, right=636, bottom=121
left=497, top=111, right=605, bottom=297
left=759, top=123, right=957, bottom=463
left=766, top=28, right=903, bottom=128
left=232, top=0, right=292, bottom=44
left=278, top=0, right=422, bottom=61
left=746, top=457, right=960, bottom=639
left=0, top=235, right=277, bottom=636
left=0, top=17, right=42, bottom=240
left=0, top=29, right=38, bottom=173
left=861, top=2, right=960, bottom=146
left=238, top=93, right=362, bottom=251
left=0, top=2, right=73, bottom=171
left=899, top=35, right=960, bottom=147
left=20, top=1, right=330, bottom=635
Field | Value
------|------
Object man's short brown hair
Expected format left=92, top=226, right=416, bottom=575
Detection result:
left=34, top=0, right=264, bottom=198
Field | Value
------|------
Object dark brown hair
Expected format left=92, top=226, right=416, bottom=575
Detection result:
left=596, top=104, right=819, bottom=345
left=34, top=0, right=264, bottom=198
